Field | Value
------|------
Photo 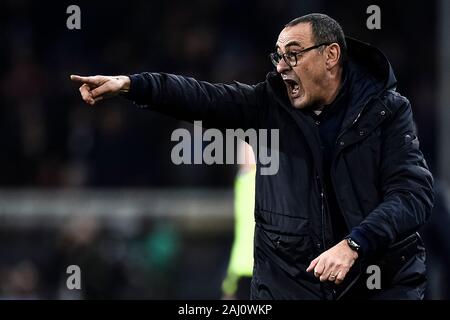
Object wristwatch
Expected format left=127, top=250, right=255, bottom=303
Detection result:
left=345, top=237, right=361, bottom=252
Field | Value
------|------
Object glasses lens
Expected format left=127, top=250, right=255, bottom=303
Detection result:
left=270, top=53, right=281, bottom=67
left=286, top=53, right=296, bottom=67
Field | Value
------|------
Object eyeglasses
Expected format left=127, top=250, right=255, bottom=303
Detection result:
left=269, top=42, right=331, bottom=68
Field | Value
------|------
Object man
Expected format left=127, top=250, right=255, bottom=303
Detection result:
left=71, top=13, right=434, bottom=299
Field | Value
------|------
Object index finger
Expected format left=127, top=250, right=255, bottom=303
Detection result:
left=70, top=75, right=99, bottom=86
left=306, top=257, right=319, bottom=273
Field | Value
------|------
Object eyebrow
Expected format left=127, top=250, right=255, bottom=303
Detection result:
left=275, top=40, right=303, bottom=50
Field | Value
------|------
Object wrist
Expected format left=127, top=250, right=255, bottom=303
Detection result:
left=344, top=237, right=360, bottom=259
left=118, top=75, right=131, bottom=93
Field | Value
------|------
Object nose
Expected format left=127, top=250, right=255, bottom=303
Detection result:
left=276, top=57, right=291, bottom=74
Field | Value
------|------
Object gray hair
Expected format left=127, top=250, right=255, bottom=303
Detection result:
left=285, top=13, right=347, bottom=64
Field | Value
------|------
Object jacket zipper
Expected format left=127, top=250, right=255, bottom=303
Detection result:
left=317, top=97, right=379, bottom=253
left=316, top=174, right=327, bottom=251
left=331, top=94, right=386, bottom=230
left=316, top=174, right=329, bottom=300
left=321, top=188, right=326, bottom=250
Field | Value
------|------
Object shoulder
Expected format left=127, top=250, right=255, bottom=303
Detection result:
left=377, top=90, right=417, bottom=135
left=381, top=90, right=411, bottom=116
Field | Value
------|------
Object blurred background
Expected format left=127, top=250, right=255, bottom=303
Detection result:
left=0, top=0, right=449, bottom=299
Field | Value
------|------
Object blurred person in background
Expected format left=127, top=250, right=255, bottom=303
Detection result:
left=0, top=260, right=40, bottom=300
left=70, top=13, right=434, bottom=299
left=222, top=141, right=256, bottom=300
left=49, top=216, right=127, bottom=299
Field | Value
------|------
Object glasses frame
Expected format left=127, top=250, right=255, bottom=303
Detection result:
left=270, top=42, right=331, bottom=68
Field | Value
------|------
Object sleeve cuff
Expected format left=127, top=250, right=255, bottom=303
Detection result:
left=122, top=73, right=151, bottom=107
left=348, top=227, right=376, bottom=259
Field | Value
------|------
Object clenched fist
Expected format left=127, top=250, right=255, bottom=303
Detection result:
left=70, top=75, right=131, bottom=106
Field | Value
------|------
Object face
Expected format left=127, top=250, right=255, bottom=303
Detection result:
left=275, top=23, right=329, bottom=109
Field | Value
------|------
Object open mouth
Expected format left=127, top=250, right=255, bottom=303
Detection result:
left=284, top=79, right=301, bottom=98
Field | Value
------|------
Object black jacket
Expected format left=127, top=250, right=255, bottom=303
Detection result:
left=126, top=37, right=434, bottom=299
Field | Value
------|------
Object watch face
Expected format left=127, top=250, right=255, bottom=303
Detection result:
left=347, top=238, right=360, bottom=251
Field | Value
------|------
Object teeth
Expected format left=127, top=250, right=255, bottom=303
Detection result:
left=284, top=79, right=300, bottom=96
left=285, top=81, right=295, bottom=89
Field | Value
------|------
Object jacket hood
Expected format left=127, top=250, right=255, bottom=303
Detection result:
left=345, top=36, right=397, bottom=91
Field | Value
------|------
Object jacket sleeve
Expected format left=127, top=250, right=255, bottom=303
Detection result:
left=349, top=95, right=435, bottom=258
left=124, top=72, right=262, bottom=130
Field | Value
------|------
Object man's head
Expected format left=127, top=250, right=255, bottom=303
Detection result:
left=272, top=14, right=347, bottom=109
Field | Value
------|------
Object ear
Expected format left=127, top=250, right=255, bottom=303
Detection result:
left=325, top=43, right=341, bottom=69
